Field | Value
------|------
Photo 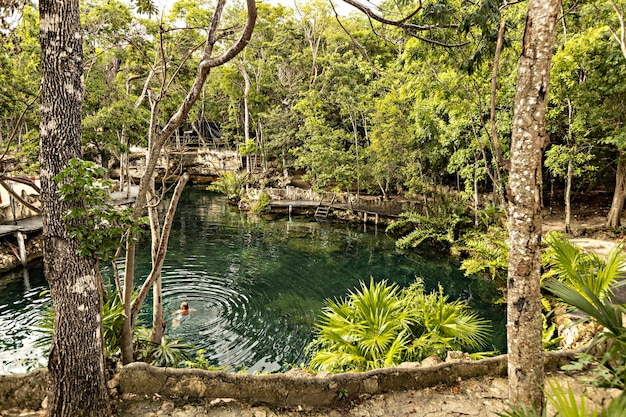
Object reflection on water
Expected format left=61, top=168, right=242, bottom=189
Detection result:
left=0, top=187, right=506, bottom=374
left=0, top=261, right=48, bottom=374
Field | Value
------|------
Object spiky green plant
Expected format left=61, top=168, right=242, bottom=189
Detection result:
left=495, top=381, right=599, bottom=417
left=133, top=327, right=194, bottom=367
left=308, top=278, right=410, bottom=371
left=307, top=278, right=491, bottom=372
left=544, top=278, right=626, bottom=392
left=495, top=403, right=545, bottom=417
left=34, top=286, right=126, bottom=359
left=543, top=232, right=625, bottom=300
left=248, top=191, right=271, bottom=214
left=207, top=171, right=247, bottom=202
left=460, top=227, right=509, bottom=285
left=402, top=280, right=491, bottom=360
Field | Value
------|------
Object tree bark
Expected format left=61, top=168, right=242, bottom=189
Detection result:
left=565, top=159, right=573, bottom=233
left=607, top=152, right=626, bottom=228
left=506, top=0, right=559, bottom=411
left=39, top=0, right=110, bottom=415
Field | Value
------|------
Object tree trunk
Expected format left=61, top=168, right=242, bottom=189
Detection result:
left=120, top=241, right=136, bottom=364
left=148, top=186, right=165, bottom=345
left=239, top=62, right=252, bottom=174
left=607, top=152, right=626, bottom=228
left=39, top=0, right=110, bottom=415
left=565, top=159, right=572, bottom=233
left=506, top=0, right=559, bottom=411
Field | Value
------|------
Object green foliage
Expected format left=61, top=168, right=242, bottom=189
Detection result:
left=53, top=158, right=147, bottom=261
left=544, top=380, right=598, bottom=417
left=543, top=278, right=626, bottom=392
left=544, top=145, right=596, bottom=179
left=35, top=286, right=127, bottom=360
left=460, top=227, right=509, bottom=284
left=239, top=139, right=258, bottom=157
left=542, top=314, right=562, bottom=351
left=307, top=278, right=490, bottom=372
left=543, top=232, right=625, bottom=301
left=403, top=280, right=492, bottom=357
left=496, top=381, right=601, bottom=417
left=495, top=403, right=545, bottom=417
left=207, top=171, right=247, bottom=203
left=386, top=194, right=472, bottom=252
left=183, top=349, right=226, bottom=370
left=134, top=328, right=193, bottom=367
left=247, top=191, right=271, bottom=214
left=308, top=278, right=409, bottom=371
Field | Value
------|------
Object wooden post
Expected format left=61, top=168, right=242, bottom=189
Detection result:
left=364, top=212, right=368, bottom=223
left=16, top=231, right=27, bottom=266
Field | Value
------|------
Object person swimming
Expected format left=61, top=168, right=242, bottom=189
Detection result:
left=171, top=301, right=196, bottom=328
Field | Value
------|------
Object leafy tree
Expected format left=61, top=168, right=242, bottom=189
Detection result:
left=119, top=0, right=258, bottom=363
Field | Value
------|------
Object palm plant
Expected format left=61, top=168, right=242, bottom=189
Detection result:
left=542, top=232, right=625, bottom=300
left=543, top=278, right=626, bottom=392
left=207, top=171, right=247, bottom=202
left=307, top=278, right=491, bottom=372
left=34, top=286, right=126, bottom=359
left=402, top=281, right=492, bottom=360
left=133, top=327, right=194, bottom=367
left=460, top=227, right=509, bottom=286
left=308, top=279, right=410, bottom=371
left=496, top=380, right=626, bottom=417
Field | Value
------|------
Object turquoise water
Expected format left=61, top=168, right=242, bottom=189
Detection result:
left=0, top=187, right=505, bottom=374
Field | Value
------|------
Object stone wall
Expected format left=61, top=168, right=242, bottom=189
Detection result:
left=111, top=149, right=241, bottom=181
left=0, top=351, right=582, bottom=412
left=0, top=369, right=46, bottom=410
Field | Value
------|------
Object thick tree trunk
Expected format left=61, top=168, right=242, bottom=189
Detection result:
left=506, top=0, right=559, bottom=411
left=39, top=0, right=110, bottom=415
left=607, top=153, right=626, bottom=228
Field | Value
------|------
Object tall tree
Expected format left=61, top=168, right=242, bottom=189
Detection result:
left=38, top=0, right=109, bottom=415
left=119, top=0, right=257, bottom=363
left=506, top=0, right=559, bottom=410
left=601, top=0, right=626, bottom=227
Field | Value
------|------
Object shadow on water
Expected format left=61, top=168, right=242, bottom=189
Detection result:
left=0, top=186, right=506, bottom=374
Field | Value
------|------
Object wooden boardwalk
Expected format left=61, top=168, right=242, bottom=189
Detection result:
left=268, top=199, right=402, bottom=224
left=0, top=185, right=138, bottom=238
left=0, top=215, right=43, bottom=238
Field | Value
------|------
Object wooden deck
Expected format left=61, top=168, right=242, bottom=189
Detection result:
left=0, top=215, right=43, bottom=238
left=0, top=185, right=138, bottom=238
left=269, top=200, right=320, bottom=209
left=268, top=199, right=402, bottom=223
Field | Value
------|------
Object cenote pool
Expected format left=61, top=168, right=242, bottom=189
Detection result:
left=0, top=186, right=506, bottom=374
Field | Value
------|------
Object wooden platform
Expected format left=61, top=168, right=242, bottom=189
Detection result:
left=0, top=215, right=43, bottom=238
left=269, top=200, right=320, bottom=209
